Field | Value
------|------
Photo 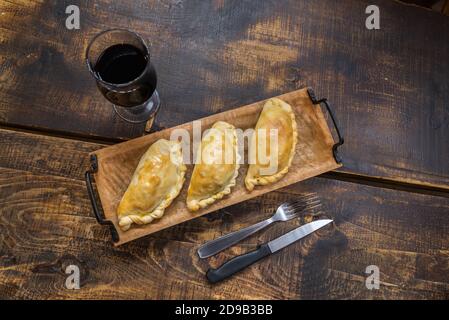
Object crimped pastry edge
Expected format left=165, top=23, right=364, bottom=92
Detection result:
left=245, top=98, right=298, bottom=191
left=187, top=121, right=241, bottom=211
left=118, top=141, right=187, bottom=231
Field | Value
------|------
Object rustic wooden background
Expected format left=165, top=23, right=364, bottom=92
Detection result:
left=401, top=0, right=449, bottom=14
left=0, top=0, right=448, bottom=299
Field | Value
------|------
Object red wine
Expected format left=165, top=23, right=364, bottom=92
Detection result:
left=95, top=44, right=146, bottom=84
left=94, top=44, right=157, bottom=108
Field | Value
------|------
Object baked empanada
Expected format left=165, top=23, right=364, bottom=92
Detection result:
left=117, top=139, right=186, bottom=231
left=245, top=98, right=297, bottom=191
left=187, top=121, right=240, bottom=211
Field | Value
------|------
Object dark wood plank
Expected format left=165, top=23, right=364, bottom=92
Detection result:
left=2, top=165, right=449, bottom=299
left=399, top=0, right=440, bottom=7
left=1, top=0, right=448, bottom=189
left=443, top=0, right=449, bottom=14
left=0, top=128, right=448, bottom=299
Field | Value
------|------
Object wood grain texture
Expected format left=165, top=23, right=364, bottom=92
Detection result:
left=399, top=0, right=440, bottom=7
left=0, top=0, right=448, bottom=190
left=92, top=88, right=341, bottom=245
left=0, top=128, right=449, bottom=299
left=443, top=0, right=449, bottom=14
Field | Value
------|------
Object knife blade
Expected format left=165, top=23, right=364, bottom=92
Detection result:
left=268, top=218, right=332, bottom=253
left=206, top=219, right=333, bottom=283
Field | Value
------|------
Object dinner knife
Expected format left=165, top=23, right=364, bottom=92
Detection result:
left=206, top=219, right=333, bottom=283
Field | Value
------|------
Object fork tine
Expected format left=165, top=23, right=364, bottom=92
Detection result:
left=285, top=202, right=323, bottom=215
left=283, top=195, right=319, bottom=207
left=286, top=199, right=321, bottom=211
left=299, top=203, right=322, bottom=212
left=284, top=207, right=323, bottom=220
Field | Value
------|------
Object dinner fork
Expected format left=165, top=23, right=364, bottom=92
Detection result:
left=197, top=194, right=322, bottom=258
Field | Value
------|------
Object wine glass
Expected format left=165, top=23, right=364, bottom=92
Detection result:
left=86, top=29, right=160, bottom=125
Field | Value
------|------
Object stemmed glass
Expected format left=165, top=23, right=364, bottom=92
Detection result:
left=86, top=29, right=160, bottom=125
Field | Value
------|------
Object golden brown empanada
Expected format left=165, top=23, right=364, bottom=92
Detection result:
left=187, top=121, right=240, bottom=211
left=245, top=98, right=297, bottom=191
left=117, top=139, right=186, bottom=231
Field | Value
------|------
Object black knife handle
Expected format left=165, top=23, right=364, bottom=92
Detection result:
left=206, top=244, right=272, bottom=283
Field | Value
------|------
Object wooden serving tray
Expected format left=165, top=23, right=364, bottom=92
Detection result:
left=86, top=88, right=343, bottom=246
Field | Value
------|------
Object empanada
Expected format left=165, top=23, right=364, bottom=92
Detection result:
left=245, top=98, right=297, bottom=191
left=187, top=121, right=240, bottom=211
left=117, top=139, right=186, bottom=231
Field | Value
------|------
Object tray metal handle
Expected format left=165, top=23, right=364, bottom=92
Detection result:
left=307, top=88, right=344, bottom=164
left=85, top=154, right=119, bottom=243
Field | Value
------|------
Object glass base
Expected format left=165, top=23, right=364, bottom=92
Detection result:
left=113, top=90, right=160, bottom=124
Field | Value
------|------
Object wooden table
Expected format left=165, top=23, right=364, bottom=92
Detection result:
left=1, top=0, right=448, bottom=299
